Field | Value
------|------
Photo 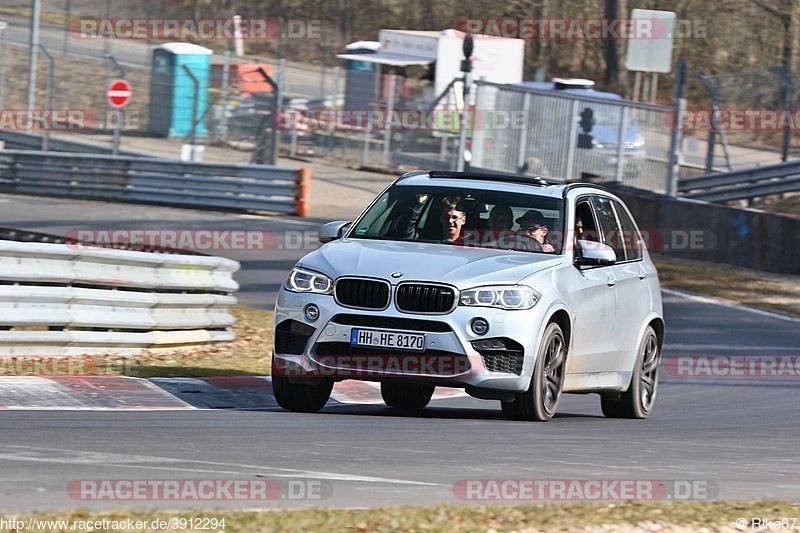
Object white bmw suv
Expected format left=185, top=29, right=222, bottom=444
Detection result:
left=272, top=171, right=664, bottom=421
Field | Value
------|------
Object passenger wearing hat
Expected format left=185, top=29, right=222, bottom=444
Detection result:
left=515, top=210, right=555, bottom=253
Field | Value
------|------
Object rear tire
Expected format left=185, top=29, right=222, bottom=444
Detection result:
left=271, top=356, right=333, bottom=413
left=601, top=325, right=660, bottom=419
left=501, top=322, right=566, bottom=422
left=381, top=382, right=434, bottom=413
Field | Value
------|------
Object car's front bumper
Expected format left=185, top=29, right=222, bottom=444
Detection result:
left=273, top=287, right=551, bottom=393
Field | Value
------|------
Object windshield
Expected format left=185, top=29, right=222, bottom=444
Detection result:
left=347, top=185, right=566, bottom=254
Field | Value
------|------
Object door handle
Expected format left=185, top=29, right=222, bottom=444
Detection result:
left=638, top=272, right=647, bottom=280
left=606, top=277, right=616, bottom=287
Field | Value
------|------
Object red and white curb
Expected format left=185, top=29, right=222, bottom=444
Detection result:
left=0, top=376, right=194, bottom=410
left=0, top=376, right=467, bottom=410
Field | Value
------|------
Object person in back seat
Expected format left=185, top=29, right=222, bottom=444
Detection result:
left=489, top=204, right=514, bottom=232
left=481, top=204, right=515, bottom=249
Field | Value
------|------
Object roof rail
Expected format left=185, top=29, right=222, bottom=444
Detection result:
left=427, top=171, right=550, bottom=187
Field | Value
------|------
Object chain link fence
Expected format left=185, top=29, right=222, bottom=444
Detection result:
left=470, top=82, right=674, bottom=192
left=691, top=67, right=794, bottom=173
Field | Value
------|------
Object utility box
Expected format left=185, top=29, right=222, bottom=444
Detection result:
left=148, top=43, right=212, bottom=138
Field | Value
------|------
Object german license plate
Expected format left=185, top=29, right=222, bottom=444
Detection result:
left=350, top=328, right=425, bottom=352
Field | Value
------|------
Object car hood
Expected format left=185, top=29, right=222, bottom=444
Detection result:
left=299, top=238, right=562, bottom=288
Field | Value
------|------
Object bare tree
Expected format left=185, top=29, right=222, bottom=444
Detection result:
left=748, top=0, right=800, bottom=72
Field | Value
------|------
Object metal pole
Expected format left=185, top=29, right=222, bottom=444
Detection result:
left=382, top=74, right=396, bottom=167
left=457, top=75, right=473, bottom=172
left=63, top=0, right=71, bottom=53
left=783, top=77, right=794, bottom=162
left=667, top=58, right=688, bottom=197
left=516, top=92, right=531, bottom=173
left=564, top=99, right=580, bottom=180
left=470, top=77, right=488, bottom=168
left=220, top=50, right=231, bottom=142
left=320, top=31, right=328, bottom=96
left=698, top=73, right=717, bottom=173
left=650, top=73, right=659, bottom=103
left=290, top=127, right=299, bottom=157
left=0, top=22, right=7, bottom=110
left=105, top=54, right=126, bottom=154
left=632, top=71, right=642, bottom=102
left=329, top=66, right=340, bottom=156
left=104, top=0, right=112, bottom=57
left=463, top=70, right=472, bottom=172
left=181, top=65, right=199, bottom=148
left=271, top=67, right=281, bottom=166
left=104, top=62, right=111, bottom=128
left=362, top=122, right=371, bottom=167
left=278, top=20, right=285, bottom=60
left=277, top=59, right=287, bottom=98
left=770, top=66, right=794, bottom=162
left=27, top=0, right=42, bottom=113
left=614, top=106, right=629, bottom=182
left=111, top=109, right=122, bottom=154
left=37, top=45, right=54, bottom=151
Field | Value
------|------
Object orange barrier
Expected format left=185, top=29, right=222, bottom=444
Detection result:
left=294, top=167, right=312, bottom=216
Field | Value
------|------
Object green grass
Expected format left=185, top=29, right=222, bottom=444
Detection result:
left=753, top=194, right=800, bottom=217
left=653, top=255, right=800, bottom=317
left=120, top=305, right=274, bottom=378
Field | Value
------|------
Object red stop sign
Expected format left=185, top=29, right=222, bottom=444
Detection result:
left=107, top=79, right=131, bottom=108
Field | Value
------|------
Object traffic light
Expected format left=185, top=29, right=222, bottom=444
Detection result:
left=461, top=33, right=474, bottom=73
left=578, top=107, right=595, bottom=149
left=580, top=107, right=594, bottom=133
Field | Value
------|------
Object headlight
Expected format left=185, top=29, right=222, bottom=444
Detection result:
left=285, top=267, right=333, bottom=294
left=459, top=285, right=540, bottom=310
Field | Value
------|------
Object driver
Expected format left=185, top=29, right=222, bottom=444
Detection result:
left=516, top=210, right=555, bottom=253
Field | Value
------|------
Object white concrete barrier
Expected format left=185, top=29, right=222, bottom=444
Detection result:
left=0, top=239, right=240, bottom=356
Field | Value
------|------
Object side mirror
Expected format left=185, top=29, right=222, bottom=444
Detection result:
left=575, top=240, right=616, bottom=266
left=319, top=221, right=351, bottom=244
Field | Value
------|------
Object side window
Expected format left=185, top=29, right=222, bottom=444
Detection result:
left=590, top=196, right=625, bottom=262
left=575, top=201, right=599, bottom=242
left=613, top=201, right=643, bottom=261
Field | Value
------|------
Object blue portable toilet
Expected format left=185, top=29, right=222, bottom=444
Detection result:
left=339, top=41, right=380, bottom=112
left=147, top=43, right=212, bottom=138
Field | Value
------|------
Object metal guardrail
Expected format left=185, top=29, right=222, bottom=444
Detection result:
left=0, top=150, right=312, bottom=215
left=0, top=130, right=149, bottom=157
left=0, top=234, right=240, bottom=356
left=679, top=160, right=800, bottom=202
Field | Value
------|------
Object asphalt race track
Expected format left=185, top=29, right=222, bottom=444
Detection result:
left=0, top=192, right=798, bottom=512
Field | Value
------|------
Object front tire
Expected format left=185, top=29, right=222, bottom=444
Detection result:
left=272, top=357, right=333, bottom=413
left=501, top=322, right=566, bottom=421
left=601, top=325, right=660, bottom=419
left=381, top=382, right=434, bottom=413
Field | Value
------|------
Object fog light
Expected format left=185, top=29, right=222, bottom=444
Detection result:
left=470, top=318, right=489, bottom=336
left=304, top=304, right=320, bottom=322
